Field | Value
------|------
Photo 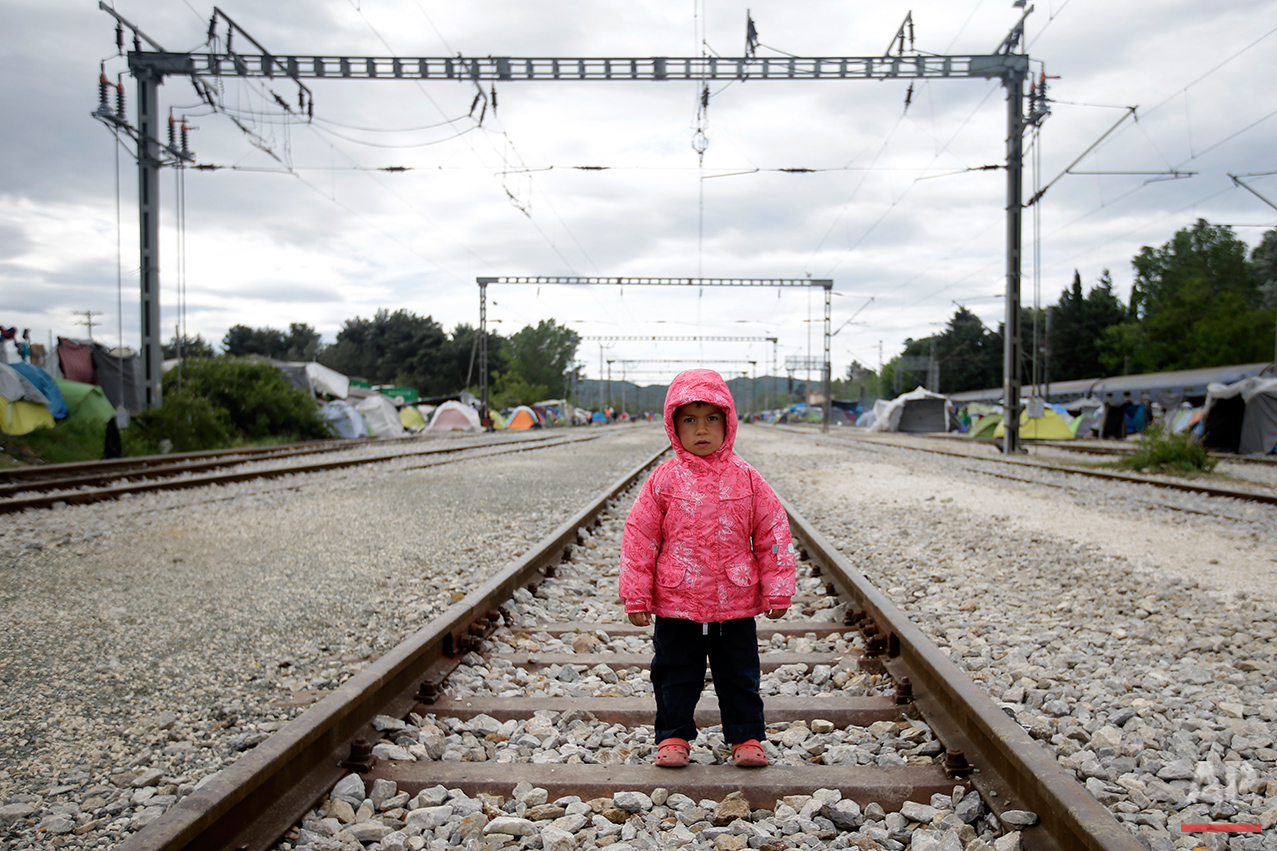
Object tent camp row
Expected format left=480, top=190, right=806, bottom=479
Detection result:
left=1, top=361, right=118, bottom=436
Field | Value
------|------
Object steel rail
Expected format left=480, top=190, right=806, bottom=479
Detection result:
left=0, top=432, right=598, bottom=514
left=781, top=426, right=1277, bottom=506
left=783, top=496, right=1145, bottom=851
left=1026, top=439, right=1277, bottom=467
left=114, top=444, right=669, bottom=851
left=0, top=434, right=399, bottom=484
left=0, top=431, right=567, bottom=493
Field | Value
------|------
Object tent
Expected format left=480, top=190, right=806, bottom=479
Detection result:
left=11, top=363, right=67, bottom=419
left=0, top=362, right=54, bottom=435
left=968, top=413, right=1003, bottom=440
left=488, top=409, right=508, bottom=430
left=993, top=407, right=1075, bottom=440
left=321, top=400, right=368, bottom=439
left=399, top=406, right=427, bottom=431
left=355, top=393, right=405, bottom=437
left=866, top=387, right=957, bottom=433
left=506, top=405, right=542, bottom=430
left=55, top=379, right=116, bottom=425
left=1167, top=405, right=1202, bottom=434
left=1201, top=376, right=1277, bottom=455
left=427, top=400, right=482, bottom=432
left=591, top=410, right=609, bottom=424
left=535, top=399, right=577, bottom=426
left=854, top=409, right=876, bottom=428
left=275, top=361, right=350, bottom=399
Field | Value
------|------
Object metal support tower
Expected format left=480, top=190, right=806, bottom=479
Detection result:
left=110, top=13, right=1032, bottom=436
left=478, top=277, right=832, bottom=429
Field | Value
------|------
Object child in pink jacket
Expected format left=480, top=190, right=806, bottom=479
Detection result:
left=618, top=369, right=797, bottom=768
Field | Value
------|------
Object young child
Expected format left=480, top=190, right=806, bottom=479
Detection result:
left=618, top=368, right=797, bottom=768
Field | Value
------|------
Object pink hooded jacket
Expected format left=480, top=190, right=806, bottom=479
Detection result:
left=618, top=369, right=797, bottom=622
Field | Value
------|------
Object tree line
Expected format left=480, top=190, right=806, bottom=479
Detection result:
left=882, top=219, right=1277, bottom=395
left=164, top=312, right=582, bottom=410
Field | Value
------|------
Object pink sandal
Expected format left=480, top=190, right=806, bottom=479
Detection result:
left=731, top=739, right=768, bottom=767
left=655, top=737, right=690, bottom=767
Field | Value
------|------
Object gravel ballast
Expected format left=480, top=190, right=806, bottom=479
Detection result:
left=1, top=424, right=1276, bottom=850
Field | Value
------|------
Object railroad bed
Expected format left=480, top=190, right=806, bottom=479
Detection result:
left=280, top=512, right=977, bottom=851
left=3, top=425, right=1276, bottom=851
left=107, top=439, right=1135, bottom=851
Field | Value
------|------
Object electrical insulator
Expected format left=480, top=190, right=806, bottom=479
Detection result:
left=180, top=121, right=190, bottom=156
left=115, top=22, right=123, bottom=54
left=115, top=77, right=126, bottom=119
left=98, top=69, right=110, bottom=114
left=168, top=115, right=177, bottom=149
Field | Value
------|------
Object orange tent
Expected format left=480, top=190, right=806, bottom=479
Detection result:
left=506, top=405, right=541, bottom=430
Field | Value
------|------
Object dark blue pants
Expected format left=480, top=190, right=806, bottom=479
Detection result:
left=651, top=616, right=764, bottom=745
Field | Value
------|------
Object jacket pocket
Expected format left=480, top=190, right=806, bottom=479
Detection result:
left=655, top=556, right=687, bottom=588
left=724, top=553, right=758, bottom=587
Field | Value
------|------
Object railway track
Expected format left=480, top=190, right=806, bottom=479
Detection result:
left=0, top=430, right=601, bottom=514
left=117, top=446, right=1141, bottom=851
left=776, top=426, right=1277, bottom=508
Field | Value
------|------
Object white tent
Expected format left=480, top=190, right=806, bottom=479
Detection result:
left=355, top=393, right=405, bottom=437
left=867, top=386, right=957, bottom=433
left=427, top=400, right=482, bottom=432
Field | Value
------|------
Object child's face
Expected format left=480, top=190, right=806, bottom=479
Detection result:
left=674, top=401, right=726, bottom=457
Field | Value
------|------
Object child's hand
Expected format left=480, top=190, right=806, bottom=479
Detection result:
left=765, top=608, right=788, bottom=620
left=628, top=612, right=652, bottom=627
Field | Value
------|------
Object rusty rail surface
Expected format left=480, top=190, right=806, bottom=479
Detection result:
left=114, top=445, right=668, bottom=851
left=0, top=431, right=597, bottom=514
left=117, top=441, right=1142, bottom=851
left=782, top=496, right=1145, bottom=851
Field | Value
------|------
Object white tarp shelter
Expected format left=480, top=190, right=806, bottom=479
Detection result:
left=320, top=399, right=368, bottom=439
left=867, top=386, right=956, bottom=433
left=355, top=393, right=405, bottom=437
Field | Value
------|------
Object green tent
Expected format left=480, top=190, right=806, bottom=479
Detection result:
left=55, top=379, right=116, bottom=425
left=994, top=407, right=1076, bottom=440
left=969, top=413, right=1003, bottom=440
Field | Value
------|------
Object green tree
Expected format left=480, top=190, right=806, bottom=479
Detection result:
left=319, top=309, right=448, bottom=389
left=1049, top=270, right=1127, bottom=381
left=162, top=333, right=216, bottom=360
left=500, top=319, right=581, bottom=400
left=281, top=323, right=322, bottom=361
left=1100, top=219, right=1268, bottom=372
left=222, top=324, right=287, bottom=357
left=935, top=307, right=1001, bottom=392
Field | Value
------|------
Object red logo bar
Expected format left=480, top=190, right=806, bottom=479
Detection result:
left=1180, top=824, right=1262, bottom=833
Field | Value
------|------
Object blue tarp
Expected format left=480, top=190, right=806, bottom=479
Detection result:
left=10, top=363, right=67, bottom=419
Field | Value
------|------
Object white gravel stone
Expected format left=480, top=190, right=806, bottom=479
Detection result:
left=5, top=425, right=1276, bottom=851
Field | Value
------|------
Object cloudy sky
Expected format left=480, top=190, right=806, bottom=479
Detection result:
left=4, top=0, right=1277, bottom=385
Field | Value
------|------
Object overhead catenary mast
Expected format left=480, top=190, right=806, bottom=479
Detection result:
left=97, top=5, right=1038, bottom=452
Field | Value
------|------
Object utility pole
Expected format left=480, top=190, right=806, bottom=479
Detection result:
left=74, top=310, right=104, bottom=342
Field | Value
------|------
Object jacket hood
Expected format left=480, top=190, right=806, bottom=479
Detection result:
left=663, top=369, right=738, bottom=462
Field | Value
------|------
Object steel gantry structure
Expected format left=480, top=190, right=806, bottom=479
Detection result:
left=104, top=5, right=1035, bottom=450
left=478, top=277, right=832, bottom=428
left=583, top=336, right=778, bottom=412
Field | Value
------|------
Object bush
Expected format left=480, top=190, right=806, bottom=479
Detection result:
left=124, top=359, right=333, bottom=453
left=124, top=393, right=235, bottom=454
left=161, top=359, right=333, bottom=442
left=1116, top=422, right=1217, bottom=475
